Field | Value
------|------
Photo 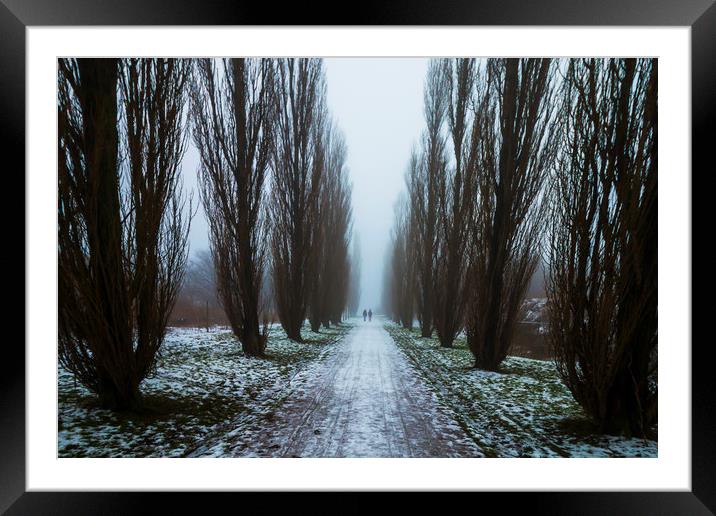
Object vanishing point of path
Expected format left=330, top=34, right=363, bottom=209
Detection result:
left=225, top=319, right=483, bottom=458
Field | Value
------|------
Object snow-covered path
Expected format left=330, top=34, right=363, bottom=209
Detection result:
left=224, top=318, right=483, bottom=457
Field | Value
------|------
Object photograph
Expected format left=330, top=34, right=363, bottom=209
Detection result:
left=56, top=56, right=658, bottom=459
left=5, top=1, right=708, bottom=507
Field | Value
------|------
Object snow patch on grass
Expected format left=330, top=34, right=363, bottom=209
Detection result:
left=386, top=322, right=657, bottom=458
left=58, top=322, right=352, bottom=457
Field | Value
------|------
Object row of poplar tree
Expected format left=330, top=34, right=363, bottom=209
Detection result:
left=383, top=58, right=657, bottom=438
left=58, top=58, right=357, bottom=411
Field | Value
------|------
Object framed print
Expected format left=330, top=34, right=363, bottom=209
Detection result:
left=5, top=0, right=714, bottom=512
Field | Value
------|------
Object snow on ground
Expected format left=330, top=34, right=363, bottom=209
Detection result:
left=59, top=316, right=656, bottom=458
left=58, top=323, right=351, bottom=458
left=191, top=319, right=482, bottom=457
left=386, top=321, right=657, bottom=458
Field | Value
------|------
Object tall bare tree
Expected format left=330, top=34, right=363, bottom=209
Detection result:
left=433, top=58, right=479, bottom=348
left=386, top=193, right=416, bottom=329
left=322, top=125, right=353, bottom=325
left=58, top=58, right=191, bottom=410
left=411, top=60, right=447, bottom=338
left=309, top=121, right=353, bottom=330
left=190, top=58, right=275, bottom=356
left=308, top=112, right=329, bottom=332
left=465, top=58, right=558, bottom=370
left=547, top=58, right=657, bottom=437
left=270, top=58, right=326, bottom=342
left=347, top=234, right=362, bottom=318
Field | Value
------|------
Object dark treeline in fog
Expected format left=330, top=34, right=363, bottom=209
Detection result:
left=347, top=235, right=362, bottom=318
left=171, top=249, right=226, bottom=329
left=307, top=121, right=354, bottom=333
left=267, top=59, right=354, bottom=341
left=191, top=58, right=358, bottom=346
left=383, top=192, right=417, bottom=332
left=383, top=57, right=657, bottom=438
left=58, top=58, right=358, bottom=408
left=270, top=59, right=327, bottom=343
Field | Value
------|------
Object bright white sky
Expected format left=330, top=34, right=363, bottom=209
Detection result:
left=183, top=58, right=430, bottom=312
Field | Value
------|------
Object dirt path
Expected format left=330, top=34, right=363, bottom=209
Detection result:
left=222, top=318, right=483, bottom=457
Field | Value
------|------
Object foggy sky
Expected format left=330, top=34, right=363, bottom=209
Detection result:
left=183, top=58, right=430, bottom=313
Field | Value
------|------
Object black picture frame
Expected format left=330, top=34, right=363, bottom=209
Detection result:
left=4, top=0, right=713, bottom=512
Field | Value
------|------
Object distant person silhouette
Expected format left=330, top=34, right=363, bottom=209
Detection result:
left=368, top=309, right=372, bottom=322
left=363, top=309, right=367, bottom=322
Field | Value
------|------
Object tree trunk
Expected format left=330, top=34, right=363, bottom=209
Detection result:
left=81, top=59, right=142, bottom=410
